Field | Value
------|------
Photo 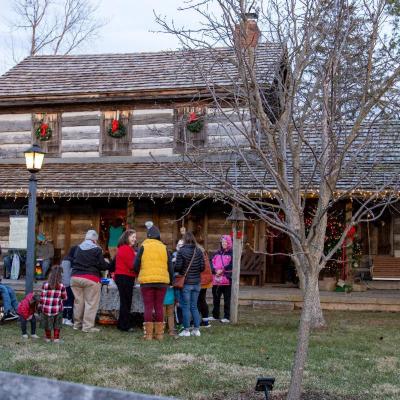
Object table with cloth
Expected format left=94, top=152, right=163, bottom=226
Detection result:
left=98, top=281, right=144, bottom=324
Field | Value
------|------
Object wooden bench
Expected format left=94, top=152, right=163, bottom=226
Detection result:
left=371, top=256, right=400, bottom=280
left=240, top=250, right=265, bottom=286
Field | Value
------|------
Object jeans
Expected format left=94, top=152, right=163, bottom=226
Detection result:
left=181, top=284, right=201, bottom=329
left=20, top=315, right=36, bottom=335
left=3, top=256, right=12, bottom=278
left=41, top=259, right=51, bottom=278
left=212, top=285, right=231, bottom=319
left=140, top=287, right=167, bottom=322
left=0, top=284, right=18, bottom=313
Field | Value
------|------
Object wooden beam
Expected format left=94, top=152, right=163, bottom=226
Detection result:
left=203, top=212, right=208, bottom=251
left=64, top=211, right=71, bottom=254
left=51, top=215, right=58, bottom=249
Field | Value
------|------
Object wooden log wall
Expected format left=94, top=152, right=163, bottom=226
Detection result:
left=0, top=114, right=32, bottom=158
left=39, top=207, right=98, bottom=258
left=61, top=111, right=100, bottom=157
left=0, top=108, right=250, bottom=159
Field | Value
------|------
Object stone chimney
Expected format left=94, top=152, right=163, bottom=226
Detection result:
left=234, top=12, right=261, bottom=49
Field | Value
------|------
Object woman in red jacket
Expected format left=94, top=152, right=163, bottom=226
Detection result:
left=114, top=229, right=137, bottom=332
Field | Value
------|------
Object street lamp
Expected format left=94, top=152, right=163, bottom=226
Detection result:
left=24, top=144, right=45, bottom=294
left=227, top=205, right=247, bottom=324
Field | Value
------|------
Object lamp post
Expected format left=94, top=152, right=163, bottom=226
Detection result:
left=227, top=205, right=247, bottom=324
left=24, top=144, right=45, bottom=294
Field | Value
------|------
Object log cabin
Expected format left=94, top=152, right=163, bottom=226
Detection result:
left=0, top=16, right=399, bottom=285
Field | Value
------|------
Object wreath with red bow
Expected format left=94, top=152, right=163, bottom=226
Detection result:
left=35, top=120, right=53, bottom=141
left=186, top=112, right=204, bottom=133
left=107, top=119, right=127, bottom=138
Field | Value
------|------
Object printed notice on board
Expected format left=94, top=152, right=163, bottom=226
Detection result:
left=9, top=216, right=28, bottom=249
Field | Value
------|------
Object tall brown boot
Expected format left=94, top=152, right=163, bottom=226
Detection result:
left=154, top=322, right=165, bottom=340
left=167, top=315, right=176, bottom=336
left=143, top=322, right=154, bottom=340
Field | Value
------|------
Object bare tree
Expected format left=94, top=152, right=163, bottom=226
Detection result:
left=156, top=1, right=400, bottom=399
left=9, top=0, right=106, bottom=58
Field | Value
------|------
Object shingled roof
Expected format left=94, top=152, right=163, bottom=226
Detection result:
left=0, top=44, right=283, bottom=103
left=0, top=153, right=398, bottom=199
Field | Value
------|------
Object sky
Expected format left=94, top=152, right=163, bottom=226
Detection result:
left=0, top=0, right=207, bottom=74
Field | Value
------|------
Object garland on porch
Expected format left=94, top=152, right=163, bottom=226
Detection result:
left=35, top=116, right=53, bottom=141
left=186, top=112, right=204, bottom=133
left=107, top=118, right=127, bottom=138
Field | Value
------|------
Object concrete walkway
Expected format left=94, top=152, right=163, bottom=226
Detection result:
left=3, top=279, right=400, bottom=312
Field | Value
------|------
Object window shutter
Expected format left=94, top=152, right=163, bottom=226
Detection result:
left=32, top=113, right=61, bottom=156
left=100, top=110, right=132, bottom=156
left=174, top=106, right=207, bottom=153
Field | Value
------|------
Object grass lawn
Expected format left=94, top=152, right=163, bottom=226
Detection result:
left=0, top=307, right=399, bottom=400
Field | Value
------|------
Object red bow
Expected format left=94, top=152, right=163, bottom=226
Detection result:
left=111, top=119, right=119, bottom=133
left=346, top=226, right=356, bottom=240
left=188, top=112, right=198, bottom=123
left=40, top=123, right=48, bottom=136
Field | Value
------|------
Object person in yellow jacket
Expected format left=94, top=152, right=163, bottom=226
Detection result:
left=134, top=222, right=173, bottom=340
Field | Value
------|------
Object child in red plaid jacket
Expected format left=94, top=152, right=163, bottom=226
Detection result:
left=39, top=265, right=67, bottom=343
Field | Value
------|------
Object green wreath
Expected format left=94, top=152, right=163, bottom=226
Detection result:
left=35, top=121, right=53, bottom=141
left=107, top=119, right=127, bottom=138
left=186, top=113, right=204, bottom=133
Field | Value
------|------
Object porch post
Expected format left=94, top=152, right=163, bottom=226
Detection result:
left=345, top=200, right=353, bottom=283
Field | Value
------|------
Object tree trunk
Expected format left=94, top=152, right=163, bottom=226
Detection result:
left=287, top=275, right=318, bottom=400
left=309, top=278, right=326, bottom=329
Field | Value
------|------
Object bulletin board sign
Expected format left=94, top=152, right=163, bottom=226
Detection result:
left=9, top=216, right=28, bottom=249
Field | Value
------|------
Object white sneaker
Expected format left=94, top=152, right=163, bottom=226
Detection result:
left=31, top=334, right=40, bottom=339
left=191, top=329, right=201, bottom=337
left=21, top=334, right=29, bottom=339
left=207, top=316, right=216, bottom=321
left=178, top=329, right=190, bottom=337
left=64, top=319, right=74, bottom=326
left=220, top=318, right=230, bottom=323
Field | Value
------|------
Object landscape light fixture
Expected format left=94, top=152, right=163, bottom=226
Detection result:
left=255, top=377, right=275, bottom=400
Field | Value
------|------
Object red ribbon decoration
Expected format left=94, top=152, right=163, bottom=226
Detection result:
left=111, top=119, right=119, bottom=133
left=40, top=123, right=48, bottom=136
left=341, top=225, right=357, bottom=280
left=188, top=112, right=198, bottom=123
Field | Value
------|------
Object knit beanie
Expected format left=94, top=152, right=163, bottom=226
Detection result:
left=147, top=225, right=161, bottom=239
left=85, top=230, right=99, bottom=241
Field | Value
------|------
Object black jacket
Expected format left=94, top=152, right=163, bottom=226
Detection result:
left=71, top=246, right=109, bottom=278
left=175, top=245, right=205, bottom=285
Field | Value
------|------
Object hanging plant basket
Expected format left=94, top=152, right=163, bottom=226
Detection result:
left=35, top=121, right=53, bottom=141
left=186, top=112, right=204, bottom=133
left=108, top=119, right=127, bottom=138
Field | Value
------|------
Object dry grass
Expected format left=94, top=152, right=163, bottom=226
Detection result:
left=0, top=307, right=399, bottom=399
